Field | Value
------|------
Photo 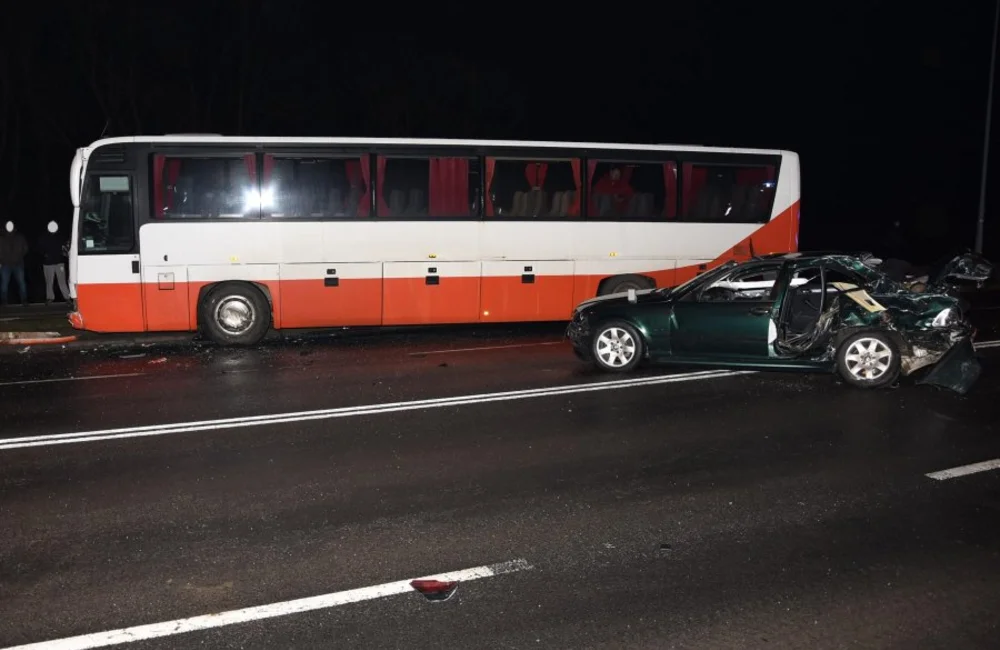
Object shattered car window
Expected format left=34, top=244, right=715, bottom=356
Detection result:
left=700, top=264, right=783, bottom=302
left=827, top=256, right=906, bottom=294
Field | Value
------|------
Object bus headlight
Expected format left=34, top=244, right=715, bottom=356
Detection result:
left=931, top=307, right=958, bottom=328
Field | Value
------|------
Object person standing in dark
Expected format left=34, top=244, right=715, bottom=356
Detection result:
left=0, top=220, right=29, bottom=306
left=39, top=220, right=70, bottom=303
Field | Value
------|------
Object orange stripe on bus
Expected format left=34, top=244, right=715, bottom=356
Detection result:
left=280, top=278, right=382, bottom=328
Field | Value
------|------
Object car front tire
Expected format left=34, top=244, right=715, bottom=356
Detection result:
left=591, top=320, right=644, bottom=373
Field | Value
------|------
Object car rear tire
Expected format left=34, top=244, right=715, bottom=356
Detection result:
left=200, top=282, right=271, bottom=347
left=836, top=331, right=900, bottom=389
left=591, top=320, right=643, bottom=373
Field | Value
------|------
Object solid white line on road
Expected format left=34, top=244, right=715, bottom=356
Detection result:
left=0, top=373, right=145, bottom=388
left=410, top=341, right=564, bottom=356
left=925, top=458, right=1000, bottom=481
left=0, top=369, right=752, bottom=452
left=974, top=339, right=1000, bottom=349
left=0, top=559, right=533, bottom=650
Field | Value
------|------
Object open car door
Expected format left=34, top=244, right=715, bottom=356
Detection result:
left=668, top=261, right=785, bottom=360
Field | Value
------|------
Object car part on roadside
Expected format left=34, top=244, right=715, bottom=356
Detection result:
left=566, top=251, right=993, bottom=393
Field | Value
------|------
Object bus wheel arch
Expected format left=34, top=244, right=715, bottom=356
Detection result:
left=197, top=281, right=272, bottom=346
left=597, top=274, right=656, bottom=296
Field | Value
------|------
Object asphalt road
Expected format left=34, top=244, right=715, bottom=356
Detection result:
left=2, top=323, right=1000, bottom=649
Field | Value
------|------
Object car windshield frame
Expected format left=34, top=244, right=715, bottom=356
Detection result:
left=664, top=261, right=740, bottom=300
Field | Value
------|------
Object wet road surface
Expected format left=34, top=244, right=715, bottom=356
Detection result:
left=2, top=323, right=1000, bottom=648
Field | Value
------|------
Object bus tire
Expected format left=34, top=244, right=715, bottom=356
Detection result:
left=599, top=275, right=653, bottom=296
left=200, top=283, right=271, bottom=347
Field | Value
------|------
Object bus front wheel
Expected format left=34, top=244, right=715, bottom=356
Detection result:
left=200, top=283, right=271, bottom=346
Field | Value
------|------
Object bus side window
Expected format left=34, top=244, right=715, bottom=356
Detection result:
left=586, top=159, right=677, bottom=221
left=680, top=163, right=776, bottom=224
left=262, top=155, right=371, bottom=219
left=485, top=158, right=581, bottom=219
left=151, top=155, right=257, bottom=219
left=375, top=155, right=479, bottom=219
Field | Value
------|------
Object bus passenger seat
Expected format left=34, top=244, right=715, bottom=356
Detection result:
left=389, top=190, right=406, bottom=217
left=510, top=191, right=528, bottom=217
left=636, top=193, right=654, bottom=217
left=328, top=188, right=344, bottom=216
left=592, top=193, right=614, bottom=218
left=526, top=189, right=548, bottom=218
left=547, top=191, right=566, bottom=217
left=407, top=189, right=427, bottom=216
left=344, top=187, right=361, bottom=217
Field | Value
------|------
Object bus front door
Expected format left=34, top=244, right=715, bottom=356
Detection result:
left=73, top=173, right=146, bottom=333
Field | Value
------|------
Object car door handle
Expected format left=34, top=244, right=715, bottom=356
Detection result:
left=749, top=306, right=770, bottom=316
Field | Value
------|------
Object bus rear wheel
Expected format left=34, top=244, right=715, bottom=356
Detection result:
left=200, top=283, right=271, bottom=346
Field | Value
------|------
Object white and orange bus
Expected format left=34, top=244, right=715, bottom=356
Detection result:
left=68, top=136, right=800, bottom=345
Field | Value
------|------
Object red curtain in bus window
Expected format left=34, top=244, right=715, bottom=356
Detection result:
left=345, top=157, right=371, bottom=216
left=587, top=160, right=598, bottom=216
left=681, top=163, right=707, bottom=217
left=357, top=155, right=371, bottom=216
left=165, top=159, right=181, bottom=214
left=244, top=154, right=257, bottom=185
left=376, top=156, right=390, bottom=216
left=524, top=162, right=548, bottom=189
left=153, top=155, right=165, bottom=218
left=567, top=159, right=581, bottom=216
left=261, top=154, right=275, bottom=183
left=663, top=162, right=677, bottom=219
left=485, top=158, right=497, bottom=216
left=345, top=159, right=361, bottom=187
left=429, top=158, right=469, bottom=216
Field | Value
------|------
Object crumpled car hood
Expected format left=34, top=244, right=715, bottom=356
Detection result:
left=928, top=252, right=993, bottom=292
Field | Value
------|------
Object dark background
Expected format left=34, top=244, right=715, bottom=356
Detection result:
left=1, top=1, right=997, bottom=300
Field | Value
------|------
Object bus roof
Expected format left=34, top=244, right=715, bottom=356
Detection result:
left=83, top=135, right=796, bottom=158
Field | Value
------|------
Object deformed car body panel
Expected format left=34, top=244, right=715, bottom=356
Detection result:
left=567, top=252, right=992, bottom=392
left=915, top=336, right=981, bottom=395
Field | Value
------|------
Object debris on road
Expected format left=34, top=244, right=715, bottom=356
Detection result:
left=410, top=579, right=459, bottom=602
left=0, top=331, right=78, bottom=345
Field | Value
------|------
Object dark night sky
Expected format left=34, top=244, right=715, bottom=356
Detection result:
left=2, top=1, right=998, bottom=266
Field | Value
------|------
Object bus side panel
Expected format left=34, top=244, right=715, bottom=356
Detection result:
left=75, top=255, right=145, bottom=333
left=142, top=266, right=192, bottom=331
left=279, top=263, right=383, bottom=328
left=383, top=262, right=481, bottom=325
left=480, top=261, right=575, bottom=322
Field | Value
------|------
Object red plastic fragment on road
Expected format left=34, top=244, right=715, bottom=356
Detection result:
left=410, top=579, right=459, bottom=602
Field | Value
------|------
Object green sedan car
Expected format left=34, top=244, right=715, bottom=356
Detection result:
left=566, top=252, right=992, bottom=393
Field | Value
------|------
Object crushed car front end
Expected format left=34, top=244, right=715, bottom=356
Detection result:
left=893, top=298, right=981, bottom=394
left=566, top=307, right=594, bottom=361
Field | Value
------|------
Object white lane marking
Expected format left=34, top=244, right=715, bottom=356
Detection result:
left=0, top=373, right=145, bottom=388
left=925, top=458, right=1000, bottom=480
left=0, top=369, right=751, bottom=451
left=410, top=341, right=563, bottom=356
left=1, top=559, right=532, bottom=650
left=974, top=340, right=1000, bottom=349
